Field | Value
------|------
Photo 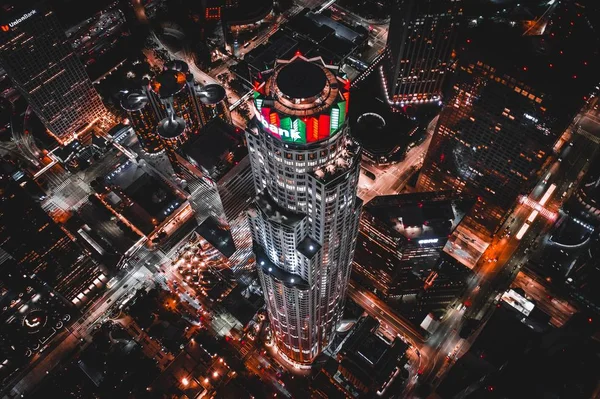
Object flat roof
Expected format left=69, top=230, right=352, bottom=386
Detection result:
left=157, top=116, right=186, bottom=139
left=182, top=118, right=247, bottom=181
left=365, top=191, right=474, bottom=241
left=120, top=90, right=148, bottom=112
left=308, top=11, right=363, bottom=43
left=275, top=60, right=327, bottom=99
left=151, top=70, right=187, bottom=98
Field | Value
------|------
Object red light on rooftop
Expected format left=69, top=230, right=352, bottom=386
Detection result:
left=573, top=75, right=577, bottom=79
left=295, top=50, right=302, bottom=57
left=466, top=39, right=471, bottom=43
left=549, top=63, right=553, bottom=68
left=523, top=66, right=528, bottom=71
left=588, top=317, right=593, bottom=323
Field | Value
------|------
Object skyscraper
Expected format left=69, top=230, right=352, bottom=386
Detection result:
left=121, top=89, right=165, bottom=155
left=246, top=55, right=362, bottom=366
left=120, top=61, right=227, bottom=176
left=0, top=3, right=106, bottom=142
left=417, top=23, right=592, bottom=237
left=383, top=0, right=461, bottom=106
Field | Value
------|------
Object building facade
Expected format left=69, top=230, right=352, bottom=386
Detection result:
left=383, top=0, right=461, bottom=106
left=417, top=51, right=560, bottom=236
left=246, top=55, right=361, bottom=365
left=0, top=4, right=106, bottom=142
left=352, top=191, right=471, bottom=298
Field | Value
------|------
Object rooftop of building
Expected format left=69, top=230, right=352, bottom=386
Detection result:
left=232, top=11, right=366, bottom=81
left=182, top=118, right=247, bottom=182
left=286, top=9, right=367, bottom=52
left=103, top=160, right=186, bottom=233
left=120, top=90, right=149, bottom=112
left=151, top=70, right=188, bottom=99
left=338, top=316, right=409, bottom=390
left=195, top=217, right=236, bottom=258
left=365, top=191, right=474, bottom=241
left=222, top=0, right=273, bottom=25
left=157, top=115, right=186, bottom=139
left=348, top=70, right=436, bottom=162
left=197, top=83, right=226, bottom=105
left=276, top=60, right=327, bottom=100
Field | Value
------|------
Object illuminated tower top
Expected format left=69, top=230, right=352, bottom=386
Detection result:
left=252, top=55, right=350, bottom=145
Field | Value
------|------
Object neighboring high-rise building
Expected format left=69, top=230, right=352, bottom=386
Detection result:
left=0, top=3, right=106, bottom=143
left=352, top=191, right=472, bottom=299
left=417, top=23, right=593, bottom=237
left=383, top=0, right=461, bottom=106
left=246, top=55, right=361, bottom=366
left=120, top=61, right=230, bottom=176
left=121, top=89, right=165, bottom=155
left=0, top=159, right=106, bottom=307
left=181, top=118, right=256, bottom=270
left=151, top=63, right=206, bottom=140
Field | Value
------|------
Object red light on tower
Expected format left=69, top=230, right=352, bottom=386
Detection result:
left=295, top=50, right=302, bottom=57
left=318, top=114, right=330, bottom=139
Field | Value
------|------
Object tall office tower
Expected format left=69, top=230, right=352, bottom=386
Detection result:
left=0, top=159, right=105, bottom=307
left=181, top=118, right=256, bottom=269
left=121, top=89, right=165, bottom=154
left=197, top=83, right=232, bottom=124
left=417, top=24, right=592, bottom=238
left=383, top=0, right=461, bottom=106
left=0, top=3, right=106, bottom=143
left=246, top=55, right=362, bottom=366
left=120, top=88, right=175, bottom=176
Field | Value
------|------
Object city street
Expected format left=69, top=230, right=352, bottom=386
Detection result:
left=413, top=102, right=600, bottom=394
left=357, top=115, right=436, bottom=204
left=4, top=249, right=156, bottom=398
